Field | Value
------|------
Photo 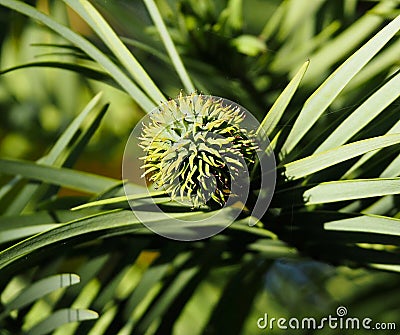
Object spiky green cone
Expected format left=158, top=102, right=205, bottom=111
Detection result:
left=140, top=93, right=259, bottom=207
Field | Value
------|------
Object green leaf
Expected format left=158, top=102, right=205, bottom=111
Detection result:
left=272, top=21, right=340, bottom=73
left=280, top=14, right=400, bottom=156
left=303, top=178, right=400, bottom=205
left=303, top=0, right=399, bottom=83
left=325, top=214, right=400, bottom=236
left=360, top=149, right=400, bottom=215
left=370, top=264, right=400, bottom=272
left=231, top=35, right=266, bottom=56
left=0, top=209, right=223, bottom=272
left=71, top=191, right=166, bottom=211
left=259, top=2, right=284, bottom=41
left=0, top=62, right=113, bottom=86
left=143, top=0, right=195, bottom=93
left=0, top=0, right=155, bottom=111
left=247, top=239, right=298, bottom=257
left=61, top=106, right=110, bottom=172
left=27, top=308, right=99, bottom=335
left=230, top=217, right=277, bottom=239
left=0, top=211, right=137, bottom=272
left=380, top=153, right=400, bottom=178
left=3, top=274, right=80, bottom=313
left=343, top=38, right=400, bottom=93
left=45, top=93, right=104, bottom=164
left=219, top=0, right=243, bottom=32
left=343, top=117, right=400, bottom=178
left=0, top=210, right=81, bottom=227
left=122, top=37, right=171, bottom=64
left=0, top=224, right=58, bottom=244
left=0, top=158, right=120, bottom=194
left=362, top=195, right=396, bottom=215
left=315, top=71, right=400, bottom=153
left=63, top=0, right=165, bottom=105
left=283, top=133, right=400, bottom=180
left=257, top=60, right=309, bottom=138
left=277, top=0, right=326, bottom=41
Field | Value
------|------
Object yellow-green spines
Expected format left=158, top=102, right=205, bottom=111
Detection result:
left=140, top=94, right=258, bottom=207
